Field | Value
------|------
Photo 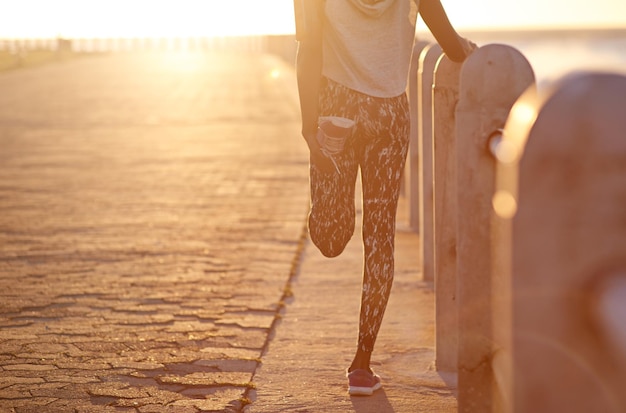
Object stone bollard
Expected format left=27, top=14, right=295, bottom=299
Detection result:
left=418, top=43, right=442, bottom=283
left=405, top=40, right=430, bottom=232
left=456, top=44, right=535, bottom=412
left=432, top=53, right=463, bottom=372
left=496, top=71, right=626, bottom=413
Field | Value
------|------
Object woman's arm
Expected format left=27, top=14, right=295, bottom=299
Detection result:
left=294, top=0, right=335, bottom=172
left=295, top=0, right=323, bottom=139
left=419, top=0, right=476, bottom=62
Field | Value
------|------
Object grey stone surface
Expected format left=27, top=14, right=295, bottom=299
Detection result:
left=0, top=51, right=308, bottom=412
left=0, top=50, right=457, bottom=413
left=249, top=197, right=458, bottom=412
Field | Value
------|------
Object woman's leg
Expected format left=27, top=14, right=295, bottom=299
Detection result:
left=308, top=79, right=359, bottom=257
left=308, top=159, right=358, bottom=257
left=350, top=93, right=410, bottom=370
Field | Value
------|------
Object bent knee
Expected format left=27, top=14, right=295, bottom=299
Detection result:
left=308, top=209, right=355, bottom=258
left=308, top=221, right=353, bottom=258
left=311, top=236, right=349, bottom=258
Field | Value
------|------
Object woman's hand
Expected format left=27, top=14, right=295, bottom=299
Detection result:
left=458, top=36, right=478, bottom=60
left=304, top=130, right=339, bottom=174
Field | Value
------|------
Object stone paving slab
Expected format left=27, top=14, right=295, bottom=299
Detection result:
left=249, top=197, right=459, bottom=412
left=0, top=51, right=309, bottom=412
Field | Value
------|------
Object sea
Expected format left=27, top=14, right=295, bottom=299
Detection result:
left=433, top=28, right=626, bottom=87
left=2, top=28, right=624, bottom=88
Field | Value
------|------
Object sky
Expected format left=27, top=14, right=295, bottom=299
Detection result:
left=0, top=0, right=625, bottom=38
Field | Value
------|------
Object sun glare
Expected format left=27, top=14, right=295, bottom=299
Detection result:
left=0, top=0, right=296, bottom=39
left=0, top=0, right=625, bottom=39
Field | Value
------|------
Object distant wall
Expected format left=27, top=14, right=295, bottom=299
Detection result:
left=0, top=35, right=298, bottom=61
left=263, top=35, right=297, bottom=65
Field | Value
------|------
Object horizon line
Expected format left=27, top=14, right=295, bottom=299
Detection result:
left=1, top=25, right=625, bottom=40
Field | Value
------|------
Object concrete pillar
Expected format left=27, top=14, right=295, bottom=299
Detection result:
left=432, top=54, right=462, bottom=372
left=418, top=43, right=442, bottom=283
left=496, top=72, right=626, bottom=413
left=456, top=44, right=535, bottom=412
left=406, top=40, right=430, bottom=232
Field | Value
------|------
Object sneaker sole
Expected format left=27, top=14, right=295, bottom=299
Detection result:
left=348, top=382, right=382, bottom=396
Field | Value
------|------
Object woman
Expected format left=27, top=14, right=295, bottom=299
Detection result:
left=294, top=0, right=475, bottom=396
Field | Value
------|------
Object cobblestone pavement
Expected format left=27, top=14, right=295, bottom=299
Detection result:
left=0, top=51, right=309, bottom=412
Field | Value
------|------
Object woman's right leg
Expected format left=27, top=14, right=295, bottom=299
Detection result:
left=308, top=79, right=359, bottom=258
left=308, top=161, right=357, bottom=257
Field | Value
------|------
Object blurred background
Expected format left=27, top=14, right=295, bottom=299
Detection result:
left=0, top=0, right=624, bottom=84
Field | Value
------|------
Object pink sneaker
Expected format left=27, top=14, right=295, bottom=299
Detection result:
left=316, top=116, right=355, bottom=175
left=347, top=369, right=382, bottom=396
left=317, top=116, right=355, bottom=156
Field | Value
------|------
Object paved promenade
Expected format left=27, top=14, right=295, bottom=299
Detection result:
left=0, top=51, right=456, bottom=412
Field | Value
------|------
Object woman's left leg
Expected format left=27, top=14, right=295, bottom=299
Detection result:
left=350, top=93, right=410, bottom=370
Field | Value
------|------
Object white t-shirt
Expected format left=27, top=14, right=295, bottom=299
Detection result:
left=322, top=0, right=419, bottom=98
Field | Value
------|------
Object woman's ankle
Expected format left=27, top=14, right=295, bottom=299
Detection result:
left=348, top=364, right=371, bottom=373
left=349, top=349, right=372, bottom=373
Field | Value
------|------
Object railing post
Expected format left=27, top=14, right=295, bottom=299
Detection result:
left=497, top=71, right=626, bottom=413
left=456, top=44, right=535, bottom=412
left=405, top=40, right=430, bottom=232
left=432, top=53, right=462, bottom=372
left=418, top=43, right=442, bottom=283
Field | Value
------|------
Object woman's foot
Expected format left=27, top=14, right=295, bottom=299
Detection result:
left=346, top=368, right=382, bottom=396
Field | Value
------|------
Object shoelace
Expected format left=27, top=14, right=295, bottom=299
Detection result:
left=317, top=117, right=355, bottom=174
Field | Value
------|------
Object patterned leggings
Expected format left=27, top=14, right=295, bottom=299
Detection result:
left=309, top=77, right=410, bottom=352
